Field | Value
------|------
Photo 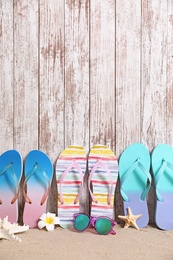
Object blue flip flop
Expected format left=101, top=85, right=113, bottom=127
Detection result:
left=23, top=150, right=53, bottom=228
left=0, top=150, right=22, bottom=223
left=152, top=144, right=173, bottom=230
left=118, top=143, right=151, bottom=228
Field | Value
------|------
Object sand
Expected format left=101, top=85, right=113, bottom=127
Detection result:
left=1, top=224, right=173, bottom=260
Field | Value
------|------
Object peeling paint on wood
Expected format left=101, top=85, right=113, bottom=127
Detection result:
left=0, top=0, right=173, bottom=224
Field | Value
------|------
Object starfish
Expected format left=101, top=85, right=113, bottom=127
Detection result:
left=0, top=216, right=29, bottom=242
left=118, top=207, right=142, bottom=230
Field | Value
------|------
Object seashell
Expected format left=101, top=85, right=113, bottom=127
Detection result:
left=0, top=216, right=29, bottom=242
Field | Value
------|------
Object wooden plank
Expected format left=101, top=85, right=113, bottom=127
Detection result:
left=13, top=0, right=39, bottom=157
left=0, top=1, right=14, bottom=153
left=64, top=0, right=89, bottom=213
left=141, top=0, right=168, bottom=224
left=39, top=0, right=65, bottom=214
left=116, top=0, right=141, bottom=157
left=166, top=0, right=173, bottom=143
left=141, top=0, right=168, bottom=151
left=64, top=0, right=89, bottom=150
left=39, top=0, right=64, bottom=164
left=90, top=0, right=116, bottom=150
left=13, top=0, right=39, bottom=223
left=115, top=0, right=141, bottom=221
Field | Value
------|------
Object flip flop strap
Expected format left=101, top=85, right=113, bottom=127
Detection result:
left=120, top=158, right=151, bottom=202
left=59, top=160, right=84, bottom=204
left=88, top=159, right=113, bottom=205
left=0, top=163, right=20, bottom=204
left=23, top=163, right=51, bottom=205
left=154, top=159, right=173, bottom=202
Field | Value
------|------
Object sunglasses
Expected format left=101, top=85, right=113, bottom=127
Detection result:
left=73, top=213, right=116, bottom=235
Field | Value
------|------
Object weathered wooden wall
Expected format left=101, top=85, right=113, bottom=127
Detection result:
left=0, top=0, right=173, bottom=224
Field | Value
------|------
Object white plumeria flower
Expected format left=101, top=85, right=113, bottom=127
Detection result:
left=38, top=212, right=59, bottom=231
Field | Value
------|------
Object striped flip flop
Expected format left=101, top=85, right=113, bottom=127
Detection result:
left=88, top=145, right=118, bottom=219
left=56, top=145, right=86, bottom=229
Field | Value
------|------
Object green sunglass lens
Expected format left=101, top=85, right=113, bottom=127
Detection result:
left=95, top=218, right=112, bottom=235
left=74, top=214, right=90, bottom=231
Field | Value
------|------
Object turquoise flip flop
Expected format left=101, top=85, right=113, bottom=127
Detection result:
left=152, top=144, right=173, bottom=230
left=23, top=150, right=53, bottom=228
left=118, top=143, right=151, bottom=228
left=0, top=150, right=22, bottom=223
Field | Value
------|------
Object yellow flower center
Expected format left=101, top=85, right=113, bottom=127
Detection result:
left=45, top=217, right=54, bottom=224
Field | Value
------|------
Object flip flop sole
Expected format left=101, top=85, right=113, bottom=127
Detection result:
left=56, top=145, right=86, bottom=229
left=0, top=150, right=22, bottom=223
left=23, top=150, right=53, bottom=228
left=119, top=143, right=151, bottom=228
left=88, top=145, right=118, bottom=219
left=152, top=144, right=173, bottom=230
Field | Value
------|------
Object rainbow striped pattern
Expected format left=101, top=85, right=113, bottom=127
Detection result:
left=88, top=145, right=118, bottom=219
left=56, top=145, right=86, bottom=229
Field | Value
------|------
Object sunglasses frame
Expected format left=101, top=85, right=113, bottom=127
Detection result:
left=73, top=212, right=116, bottom=235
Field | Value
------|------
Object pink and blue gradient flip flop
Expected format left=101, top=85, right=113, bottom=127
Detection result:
left=152, top=144, right=173, bottom=230
left=23, top=150, right=53, bottom=228
left=119, top=143, right=151, bottom=228
left=0, top=150, right=22, bottom=223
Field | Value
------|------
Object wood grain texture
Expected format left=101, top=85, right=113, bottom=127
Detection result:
left=166, top=0, right=173, bottom=144
left=116, top=0, right=141, bottom=158
left=64, top=0, right=89, bottom=150
left=13, top=0, right=39, bottom=224
left=39, top=0, right=65, bottom=214
left=0, top=1, right=14, bottom=153
left=13, top=0, right=39, bottom=158
left=39, top=0, right=65, bottom=163
left=141, top=0, right=168, bottom=151
left=115, top=0, right=141, bottom=220
left=141, top=0, right=172, bottom=224
left=0, top=1, right=173, bottom=224
left=64, top=0, right=90, bottom=213
left=90, top=0, right=116, bottom=150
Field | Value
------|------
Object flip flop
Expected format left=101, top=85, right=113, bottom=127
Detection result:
left=152, top=144, right=173, bottom=230
left=23, top=150, right=53, bottom=228
left=0, top=150, right=22, bottom=223
left=56, top=145, right=86, bottom=229
left=88, top=145, right=118, bottom=219
left=118, top=143, right=151, bottom=228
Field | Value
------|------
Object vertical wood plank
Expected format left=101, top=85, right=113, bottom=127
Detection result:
left=166, top=0, right=173, bottom=144
left=141, top=0, right=169, bottom=224
left=141, top=0, right=168, bottom=150
left=115, top=0, right=141, bottom=221
left=13, top=0, right=39, bottom=157
left=64, top=0, right=89, bottom=213
left=0, top=1, right=14, bottom=153
left=39, top=0, right=65, bottom=213
left=39, top=0, right=64, bottom=163
left=116, top=0, right=141, bottom=157
left=1, top=0, right=171, bottom=225
left=90, top=0, right=116, bottom=150
left=64, top=0, right=89, bottom=150
left=13, top=0, right=39, bottom=223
